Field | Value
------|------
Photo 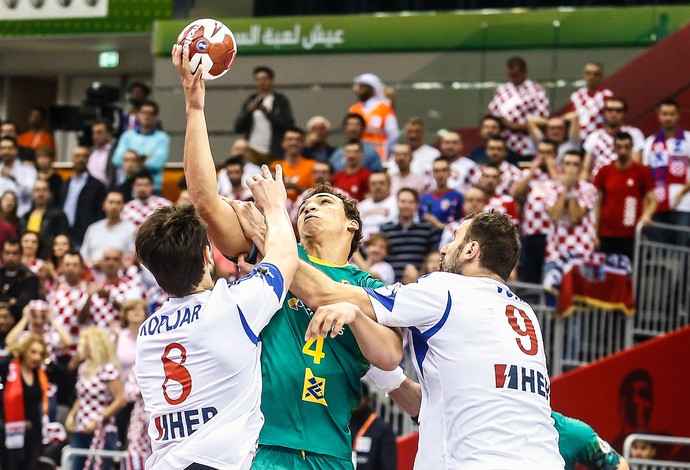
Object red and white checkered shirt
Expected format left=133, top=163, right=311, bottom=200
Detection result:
left=75, top=362, right=120, bottom=434
left=447, top=157, right=480, bottom=194
left=472, top=161, right=524, bottom=197
left=488, top=79, right=550, bottom=156
left=569, top=87, right=613, bottom=140
left=544, top=181, right=598, bottom=263
left=520, top=167, right=555, bottom=237
left=583, top=126, right=645, bottom=179
left=89, top=275, right=144, bottom=338
left=485, top=193, right=520, bottom=227
left=121, top=196, right=172, bottom=227
left=23, top=258, right=45, bottom=276
left=47, top=281, right=89, bottom=356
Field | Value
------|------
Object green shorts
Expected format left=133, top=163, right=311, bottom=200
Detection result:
left=252, top=445, right=353, bottom=470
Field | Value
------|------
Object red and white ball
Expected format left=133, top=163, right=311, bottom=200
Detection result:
left=177, top=18, right=237, bottom=81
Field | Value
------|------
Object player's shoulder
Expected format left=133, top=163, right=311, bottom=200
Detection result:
left=552, top=411, right=598, bottom=446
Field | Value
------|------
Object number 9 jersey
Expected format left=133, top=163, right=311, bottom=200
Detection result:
left=135, top=263, right=287, bottom=470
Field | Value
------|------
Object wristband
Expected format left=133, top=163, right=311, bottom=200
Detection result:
left=365, top=365, right=406, bottom=394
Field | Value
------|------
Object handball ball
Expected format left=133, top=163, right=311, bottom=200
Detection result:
left=177, top=18, right=237, bottom=81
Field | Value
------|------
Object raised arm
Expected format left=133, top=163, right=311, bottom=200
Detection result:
left=172, top=44, right=251, bottom=257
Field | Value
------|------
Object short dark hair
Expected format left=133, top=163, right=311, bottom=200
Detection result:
left=136, top=204, right=209, bottom=297
left=615, top=132, right=633, bottom=145
left=343, top=113, right=366, bottom=129
left=0, top=136, right=18, bottom=149
left=397, top=187, right=419, bottom=203
left=507, top=56, right=527, bottom=71
left=139, top=100, right=159, bottom=115
left=91, top=118, right=113, bottom=134
left=606, top=97, right=628, bottom=112
left=3, top=238, right=21, bottom=255
left=223, top=156, right=244, bottom=168
left=461, top=211, right=520, bottom=281
left=481, top=115, right=504, bottom=131
left=133, top=170, right=154, bottom=184
left=538, top=139, right=558, bottom=154
left=253, top=66, right=275, bottom=79
left=434, top=156, right=452, bottom=166
left=284, top=127, right=305, bottom=139
left=563, top=149, right=584, bottom=161
left=486, top=134, right=507, bottom=150
left=129, top=81, right=151, bottom=96
left=63, top=250, right=84, bottom=266
left=658, top=98, right=679, bottom=111
left=345, top=139, right=363, bottom=151
left=299, top=183, right=362, bottom=259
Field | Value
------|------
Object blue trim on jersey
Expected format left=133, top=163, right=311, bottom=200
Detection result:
left=364, top=287, right=396, bottom=312
left=228, top=262, right=285, bottom=301
left=237, top=306, right=261, bottom=345
left=409, top=291, right=452, bottom=377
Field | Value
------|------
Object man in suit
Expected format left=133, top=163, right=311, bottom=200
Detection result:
left=61, top=145, right=106, bottom=248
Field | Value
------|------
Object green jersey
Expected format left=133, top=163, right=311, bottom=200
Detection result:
left=553, top=411, right=622, bottom=470
left=258, top=245, right=386, bottom=461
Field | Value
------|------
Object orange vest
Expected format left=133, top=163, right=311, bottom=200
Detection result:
left=349, top=101, right=394, bottom=161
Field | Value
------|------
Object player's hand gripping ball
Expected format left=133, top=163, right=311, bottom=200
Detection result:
left=177, top=18, right=237, bottom=81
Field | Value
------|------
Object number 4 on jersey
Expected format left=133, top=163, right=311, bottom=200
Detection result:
left=302, top=337, right=325, bottom=364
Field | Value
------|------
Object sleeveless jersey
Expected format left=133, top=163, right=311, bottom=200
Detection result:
left=553, top=411, right=622, bottom=470
left=135, top=263, right=286, bottom=469
left=258, top=245, right=386, bottom=461
left=366, top=273, right=564, bottom=470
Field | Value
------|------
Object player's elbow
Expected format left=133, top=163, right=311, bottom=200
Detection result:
left=370, top=343, right=403, bottom=371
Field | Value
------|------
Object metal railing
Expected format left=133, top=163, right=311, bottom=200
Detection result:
left=60, top=446, right=127, bottom=470
left=623, top=433, right=690, bottom=470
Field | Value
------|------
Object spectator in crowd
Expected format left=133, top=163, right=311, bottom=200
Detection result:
left=112, top=100, right=170, bottom=192
left=333, top=140, right=372, bottom=201
left=642, top=98, right=690, bottom=246
left=439, top=131, right=478, bottom=194
left=19, top=179, right=69, bottom=251
left=0, top=303, right=15, bottom=351
left=401, top=249, right=443, bottom=284
left=0, top=334, right=49, bottom=470
left=123, top=362, right=152, bottom=467
left=271, top=128, right=314, bottom=201
left=350, top=381, right=398, bottom=470
left=217, top=138, right=261, bottom=194
left=380, top=188, right=440, bottom=281
left=439, top=186, right=488, bottom=247
left=46, top=251, right=90, bottom=408
left=234, top=65, right=295, bottom=164
left=65, top=327, right=126, bottom=470
left=0, top=136, right=38, bottom=217
left=482, top=135, right=523, bottom=197
left=35, top=146, right=62, bottom=208
left=290, top=160, right=336, bottom=223
left=469, top=115, right=520, bottom=166
left=488, top=56, right=550, bottom=158
left=420, top=157, right=464, bottom=231
left=303, top=115, right=335, bottom=162
left=402, top=117, right=441, bottom=177
left=512, top=139, right=560, bottom=283
left=111, top=149, right=143, bottom=201
left=479, top=165, right=520, bottom=226
left=352, top=233, right=396, bottom=285
left=121, top=82, right=157, bottom=134
left=350, top=73, right=399, bottom=161
left=88, top=248, right=142, bottom=338
left=120, top=172, right=172, bottom=227
left=5, top=300, right=72, bottom=365
left=0, top=119, right=35, bottom=163
left=81, top=191, right=137, bottom=267
left=527, top=114, right=581, bottom=161
left=594, top=132, right=656, bottom=262
left=389, top=143, right=431, bottom=196
left=330, top=113, right=383, bottom=173
left=48, top=234, right=72, bottom=275
left=61, top=145, right=106, bottom=248
left=358, top=172, right=399, bottom=242
left=20, top=231, right=44, bottom=275
left=0, top=191, right=19, bottom=252
left=0, top=239, right=39, bottom=321
left=582, top=97, right=644, bottom=180
left=629, top=437, right=656, bottom=462
left=217, top=156, right=251, bottom=201
left=111, top=299, right=147, bottom=449
left=569, top=62, right=614, bottom=140
left=545, top=150, right=598, bottom=269
left=17, top=106, right=55, bottom=154
left=87, top=119, right=116, bottom=187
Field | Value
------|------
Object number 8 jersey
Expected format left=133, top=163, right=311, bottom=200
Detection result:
left=135, top=263, right=286, bottom=470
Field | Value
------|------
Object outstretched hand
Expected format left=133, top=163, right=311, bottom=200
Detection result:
left=223, top=198, right=267, bottom=254
left=246, top=164, right=288, bottom=215
left=171, top=44, right=205, bottom=112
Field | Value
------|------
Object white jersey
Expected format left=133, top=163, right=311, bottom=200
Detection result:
left=135, top=263, right=286, bottom=469
left=358, top=195, right=399, bottom=242
left=366, top=273, right=563, bottom=470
